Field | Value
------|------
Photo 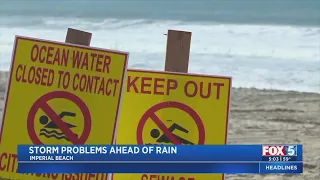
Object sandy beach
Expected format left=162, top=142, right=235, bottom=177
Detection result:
left=0, top=71, right=319, bottom=179
left=226, top=88, right=320, bottom=180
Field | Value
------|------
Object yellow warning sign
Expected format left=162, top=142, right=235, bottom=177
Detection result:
left=0, top=36, right=128, bottom=179
left=113, top=69, right=231, bottom=180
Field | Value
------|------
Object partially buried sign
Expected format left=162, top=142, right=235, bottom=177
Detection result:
left=113, top=69, right=231, bottom=180
left=0, top=36, right=128, bottom=179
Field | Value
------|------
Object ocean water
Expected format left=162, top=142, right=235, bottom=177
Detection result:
left=0, top=0, right=319, bottom=92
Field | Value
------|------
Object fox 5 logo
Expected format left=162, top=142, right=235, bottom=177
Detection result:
left=262, top=145, right=297, bottom=156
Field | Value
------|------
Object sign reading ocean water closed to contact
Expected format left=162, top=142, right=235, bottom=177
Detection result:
left=113, top=69, right=231, bottom=180
left=0, top=36, right=128, bottom=179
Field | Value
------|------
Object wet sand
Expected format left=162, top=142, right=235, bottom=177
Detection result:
left=0, top=71, right=319, bottom=179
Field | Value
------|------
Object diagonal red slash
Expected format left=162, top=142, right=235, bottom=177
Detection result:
left=149, top=113, right=182, bottom=145
left=41, top=102, right=80, bottom=144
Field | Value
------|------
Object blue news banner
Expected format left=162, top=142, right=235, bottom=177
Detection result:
left=17, top=145, right=303, bottom=174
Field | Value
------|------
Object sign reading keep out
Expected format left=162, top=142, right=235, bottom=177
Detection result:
left=113, top=69, right=231, bottom=180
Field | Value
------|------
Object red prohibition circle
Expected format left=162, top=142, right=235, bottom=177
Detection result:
left=137, top=101, right=205, bottom=145
left=27, top=91, right=91, bottom=145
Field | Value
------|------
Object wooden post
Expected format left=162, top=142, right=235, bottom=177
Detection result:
left=164, top=30, right=192, bottom=73
left=65, top=28, right=92, bottom=45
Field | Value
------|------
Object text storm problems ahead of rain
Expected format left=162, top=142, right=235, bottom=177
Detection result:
left=14, top=43, right=122, bottom=96
left=27, top=146, right=178, bottom=161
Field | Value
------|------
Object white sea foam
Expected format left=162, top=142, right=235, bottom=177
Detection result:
left=0, top=18, right=319, bottom=92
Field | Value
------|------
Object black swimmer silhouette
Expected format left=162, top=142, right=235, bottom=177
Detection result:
left=150, top=121, right=194, bottom=145
left=39, top=111, right=77, bottom=141
left=40, top=111, right=76, bottom=128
